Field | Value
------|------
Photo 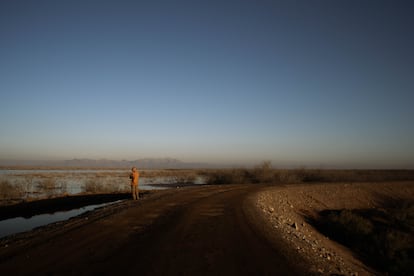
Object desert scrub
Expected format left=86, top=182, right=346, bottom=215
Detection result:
left=204, top=161, right=275, bottom=185
left=317, top=204, right=414, bottom=275
left=251, top=161, right=274, bottom=183
left=325, top=209, right=374, bottom=239
left=275, top=170, right=306, bottom=183
left=205, top=169, right=253, bottom=184
left=204, top=168, right=414, bottom=185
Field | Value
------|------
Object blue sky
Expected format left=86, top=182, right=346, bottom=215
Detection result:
left=1, top=0, right=413, bottom=168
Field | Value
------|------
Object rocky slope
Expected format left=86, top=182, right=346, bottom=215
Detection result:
left=248, top=182, right=414, bottom=275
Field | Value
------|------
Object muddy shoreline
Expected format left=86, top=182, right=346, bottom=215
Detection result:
left=0, top=193, right=131, bottom=221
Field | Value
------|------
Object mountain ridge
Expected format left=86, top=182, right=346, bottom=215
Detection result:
left=0, top=158, right=210, bottom=169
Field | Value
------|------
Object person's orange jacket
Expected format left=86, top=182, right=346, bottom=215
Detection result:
left=130, top=171, right=139, bottom=186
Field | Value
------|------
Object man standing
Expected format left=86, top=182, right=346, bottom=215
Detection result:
left=129, top=167, right=139, bottom=200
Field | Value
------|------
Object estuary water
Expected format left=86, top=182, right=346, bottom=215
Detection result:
left=0, top=200, right=121, bottom=239
left=0, top=169, right=187, bottom=199
left=0, top=169, right=205, bottom=239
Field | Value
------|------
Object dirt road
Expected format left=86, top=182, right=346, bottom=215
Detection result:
left=0, top=185, right=301, bottom=275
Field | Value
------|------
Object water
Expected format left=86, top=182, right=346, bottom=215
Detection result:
left=0, top=201, right=121, bottom=239
left=0, top=169, right=193, bottom=201
left=0, top=169, right=206, bottom=239
left=0, top=169, right=123, bottom=175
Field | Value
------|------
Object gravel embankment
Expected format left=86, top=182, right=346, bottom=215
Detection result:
left=248, top=182, right=414, bottom=276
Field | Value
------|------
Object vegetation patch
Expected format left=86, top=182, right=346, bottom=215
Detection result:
left=311, top=201, right=414, bottom=275
left=82, top=180, right=116, bottom=194
left=0, top=180, right=24, bottom=199
left=202, top=163, right=414, bottom=185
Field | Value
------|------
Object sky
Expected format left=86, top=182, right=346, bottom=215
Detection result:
left=1, top=0, right=413, bottom=168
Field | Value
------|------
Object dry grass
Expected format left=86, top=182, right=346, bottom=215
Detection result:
left=202, top=166, right=414, bottom=185
left=0, top=179, right=24, bottom=199
left=2, top=165, right=414, bottom=205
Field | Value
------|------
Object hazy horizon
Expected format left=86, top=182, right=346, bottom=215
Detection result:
left=1, top=1, right=413, bottom=169
left=0, top=157, right=412, bottom=170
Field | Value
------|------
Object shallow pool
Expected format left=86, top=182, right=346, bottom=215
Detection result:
left=0, top=200, right=121, bottom=239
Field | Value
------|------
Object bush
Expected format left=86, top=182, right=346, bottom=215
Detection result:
left=276, top=170, right=304, bottom=183
left=204, top=164, right=414, bottom=185
left=206, top=169, right=239, bottom=185
left=252, top=161, right=274, bottom=183
left=317, top=204, right=414, bottom=275
left=327, top=210, right=374, bottom=238
left=205, top=161, right=276, bottom=185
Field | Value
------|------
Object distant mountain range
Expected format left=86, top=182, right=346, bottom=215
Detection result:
left=0, top=158, right=210, bottom=169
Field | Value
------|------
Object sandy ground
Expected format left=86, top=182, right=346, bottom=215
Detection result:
left=0, top=182, right=413, bottom=275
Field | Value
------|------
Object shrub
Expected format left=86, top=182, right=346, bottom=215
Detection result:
left=206, top=170, right=237, bottom=185
left=276, top=170, right=304, bottom=183
left=317, top=205, right=414, bottom=275
left=252, top=161, right=274, bottom=183
left=204, top=165, right=414, bottom=185
left=205, top=161, right=278, bottom=185
left=328, top=209, right=374, bottom=237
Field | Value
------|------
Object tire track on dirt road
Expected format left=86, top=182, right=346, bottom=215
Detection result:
left=107, top=185, right=301, bottom=275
